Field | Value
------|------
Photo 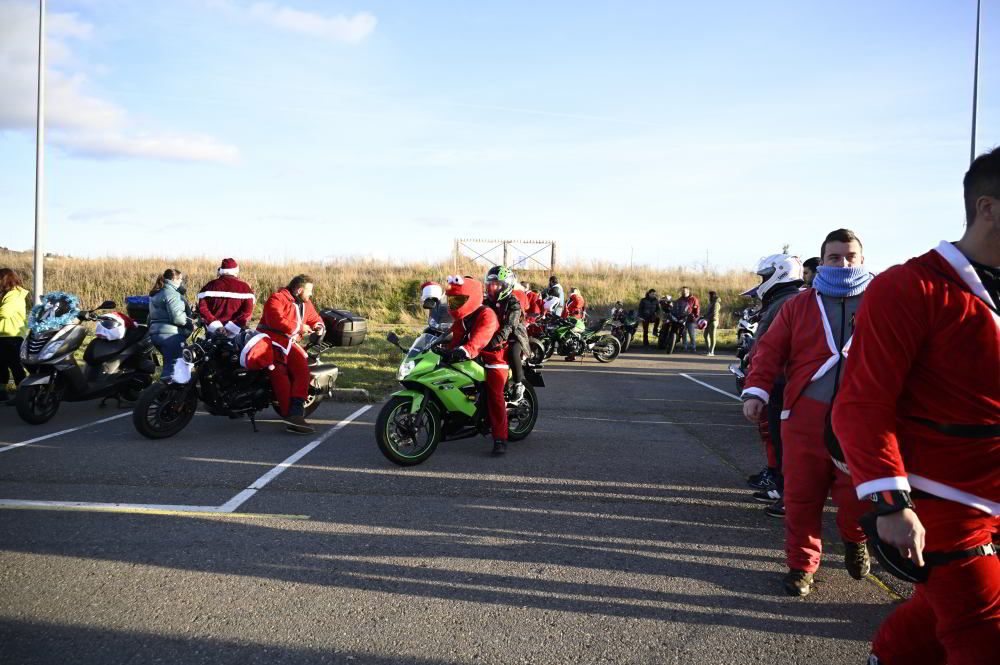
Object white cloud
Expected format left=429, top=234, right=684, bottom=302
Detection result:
left=0, top=0, right=239, bottom=163
left=246, top=2, right=376, bottom=43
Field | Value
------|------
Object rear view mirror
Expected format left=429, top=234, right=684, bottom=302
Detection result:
left=98, top=300, right=116, bottom=310
left=386, top=332, right=399, bottom=345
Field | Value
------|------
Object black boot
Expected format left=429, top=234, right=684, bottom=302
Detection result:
left=284, top=397, right=314, bottom=434
left=491, top=439, right=507, bottom=456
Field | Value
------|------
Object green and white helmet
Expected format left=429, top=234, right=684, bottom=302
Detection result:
left=484, top=265, right=516, bottom=302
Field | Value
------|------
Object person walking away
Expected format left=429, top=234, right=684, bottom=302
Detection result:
left=703, top=291, right=721, bottom=356
left=802, top=257, right=820, bottom=287
left=742, top=230, right=872, bottom=596
left=545, top=276, right=565, bottom=315
left=678, top=287, right=700, bottom=351
left=743, top=254, right=806, bottom=517
left=0, top=268, right=29, bottom=405
left=563, top=287, right=586, bottom=319
left=638, top=289, right=660, bottom=346
left=485, top=266, right=530, bottom=403
left=148, top=268, right=193, bottom=382
left=197, top=258, right=255, bottom=336
left=833, top=150, right=1000, bottom=664
left=438, top=275, right=509, bottom=455
left=257, top=275, right=325, bottom=434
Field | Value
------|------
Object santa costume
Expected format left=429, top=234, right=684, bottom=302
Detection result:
left=257, top=287, right=324, bottom=417
left=833, top=241, right=999, bottom=664
left=196, top=258, right=255, bottom=336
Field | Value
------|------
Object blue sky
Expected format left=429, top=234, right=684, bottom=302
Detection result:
left=0, top=0, right=996, bottom=271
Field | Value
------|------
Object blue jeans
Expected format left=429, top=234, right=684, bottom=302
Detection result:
left=151, top=332, right=186, bottom=381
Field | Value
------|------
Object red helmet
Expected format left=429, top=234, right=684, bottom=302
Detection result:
left=445, top=275, right=484, bottom=319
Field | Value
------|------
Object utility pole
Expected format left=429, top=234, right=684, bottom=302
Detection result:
left=971, top=0, right=982, bottom=164
left=32, top=0, right=46, bottom=303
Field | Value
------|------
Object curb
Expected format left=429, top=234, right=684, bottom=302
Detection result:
left=330, top=388, right=372, bottom=402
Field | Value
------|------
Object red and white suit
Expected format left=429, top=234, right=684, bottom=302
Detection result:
left=833, top=241, right=1000, bottom=664
left=743, top=288, right=869, bottom=574
left=449, top=306, right=508, bottom=441
left=196, top=275, right=255, bottom=336
left=563, top=292, right=586, bottom=319
left=257, top=288, right=324, bottom=417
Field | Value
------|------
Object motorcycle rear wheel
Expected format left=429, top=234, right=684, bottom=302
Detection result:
left=506, top=383, right=538, bottom=441
left=592, top=335, right=621, bottom=363
left=133, top=382, right=199, bottom=440
left=15, top=382, right=62, bottom=425
left=376, top=396, right=442, bottom=466
left=528, top=339, right=546, bottom=365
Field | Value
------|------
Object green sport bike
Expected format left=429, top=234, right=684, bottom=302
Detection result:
left=526, top=313, right=621, bottom=364
left=376, top=328, right=543, bottom=466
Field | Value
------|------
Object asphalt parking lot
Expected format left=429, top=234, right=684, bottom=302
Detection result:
left=0, top=348, right=906, bottom=664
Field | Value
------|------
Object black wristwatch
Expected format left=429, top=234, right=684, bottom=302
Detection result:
left=870, top=489, right=915, bottom=516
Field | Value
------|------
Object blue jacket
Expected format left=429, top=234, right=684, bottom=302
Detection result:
left=149, top=283, right=191, bottom=336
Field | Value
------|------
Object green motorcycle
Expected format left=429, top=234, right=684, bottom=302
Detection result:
left=527, top=313, right=621, bottom=364
left=376, top=328, right=543, bottom=466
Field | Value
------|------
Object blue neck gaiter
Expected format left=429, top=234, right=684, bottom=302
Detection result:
left=813, top=265, right=873, bottom=298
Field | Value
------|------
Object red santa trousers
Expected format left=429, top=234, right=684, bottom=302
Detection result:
left=870, top=498, right=999, bottom=665
left=781, top=395, right=868, bottom=573
left=270, top=344, right=310, bottom=417
left=758, top=410, right=778, bottom=468
left=484, top=364, right=509, bottom=441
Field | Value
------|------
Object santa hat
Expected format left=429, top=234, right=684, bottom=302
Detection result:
left=218, top=258, right=240, bottom=276
left=94, top=312, right=135, bottom=340
left=420, top=281, right=444, bottom=302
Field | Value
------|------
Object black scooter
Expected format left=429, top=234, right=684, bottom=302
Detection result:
left=16, top=299, right=157, bottom=424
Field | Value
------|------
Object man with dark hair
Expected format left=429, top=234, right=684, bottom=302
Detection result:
left=545, top=275, right=565, bottom=315
left=743, top=229, right=873, bottom=596
left=258, top=274, right=324, bottom=434
left=802, top=257, right=821, bottom=287
left=833, top=149, right=999, bottom=663
left=677, top=286, right=700, bottom=352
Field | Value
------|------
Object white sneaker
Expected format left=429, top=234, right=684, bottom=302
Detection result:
left=707, top=352, right=715, bottom=357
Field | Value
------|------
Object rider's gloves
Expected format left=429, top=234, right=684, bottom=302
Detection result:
left=439, top=348, right=467, bottom=363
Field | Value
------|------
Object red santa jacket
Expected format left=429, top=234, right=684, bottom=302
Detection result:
left=742, top=288, right=855, bottom=416
left=523, top=291, right=545, bottom=318
left=196, top=275, right=255, bottom=335
left=563, top=293, right=586, bottom=319
left=257, top=288, right=324, bottom=356
left=448, top=306, right=505, bottom=367
left=832, top=241, right=999, bottom=514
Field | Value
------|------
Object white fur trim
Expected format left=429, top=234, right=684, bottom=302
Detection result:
left=218, top=267, right=240, bottom=276
left=933, top=240, right=996, bottom=309
left=909, top=473, right=999, bottom=515
left=196, top=290, right=255, bottom=301
left=239, top=332, right=270, bottom=368
left=224, top=321, right=242, bottom=337
left=741, top=386, right=769, bottom=404
left=207, top=320, right=223, bottom=332
left=485, top=364, right=509, bottom=369
left=855, top=476, right=911, bottom=499
left=780, top=409, right=791, bottom=420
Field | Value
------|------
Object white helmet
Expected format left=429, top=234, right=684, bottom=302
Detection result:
left=741, top=254, right=803, bottom=300
left=543, top=295, right=561, bottom=312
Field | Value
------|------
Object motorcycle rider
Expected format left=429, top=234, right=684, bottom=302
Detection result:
left=743, top=254, right=806, bottom=518
left=148, top=268, right=193, bottom=382
left=676, top=287, right=700, bottom=352
left=197, top=258, right=255, bottom=336
left=742, top=230, right=873, bottom=597
left=545, top=275, right=565, bottom=315
left=439, top=275, right=509, bottom=456
left=485, top=266, right=530, bottom=403
left=833, top=150, right=1000, bottom=664
left=520, top=282, right=545, bottom=320
left=564, top=287, right=586, bottom=319
left=638, top=289, right=659, bottom=346
left=257, top=274, right=325, bottom=435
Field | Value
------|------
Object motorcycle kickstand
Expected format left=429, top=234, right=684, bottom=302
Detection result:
left=248, top=411, right=259, bottom=433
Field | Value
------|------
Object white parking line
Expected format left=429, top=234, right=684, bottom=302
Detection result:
left=0, top=412, right=133, bottom=454
left=218, top=404, right=372, bottom=513
left=550, top=415, right=753, bottom=428
left=679, top=373, right=742, bottom=402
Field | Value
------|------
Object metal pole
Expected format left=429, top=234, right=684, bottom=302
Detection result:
left=971, top=0, right=981, bottom=165
left=32, top=0, right=46, bottom=304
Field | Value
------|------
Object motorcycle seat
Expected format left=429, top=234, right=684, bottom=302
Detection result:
left=84, top=326, right=148, bottom=363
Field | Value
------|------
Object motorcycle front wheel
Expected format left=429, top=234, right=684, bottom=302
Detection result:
left=133, top=382, right=199, bottom=439
left=591, top=335, right=621, bottom=363
left=376, top=396, right=442, bottom=466
left=528, top=339, right=547, bottom=366
left=664, top=331, right=678, bottom=355
left=15, top=381, right=63, bottom=425
left=506, top=383, right=538, bottom=441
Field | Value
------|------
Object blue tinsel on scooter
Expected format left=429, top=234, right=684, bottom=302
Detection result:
left=27, top=291, right=83, bottom=333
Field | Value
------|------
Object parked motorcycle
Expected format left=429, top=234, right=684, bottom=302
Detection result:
left=132, top=309, right=365, bottom=439
left=607, top=304, right=638, bottom=353
left=729, top=307, right=759, bottom=393
left=528, top=313, right=621, bottom=364
left=16, top=293, right=157, bottom=424
left=376, top=328, right=544, bottom=466
left=657, top=300, right=692, bottom=354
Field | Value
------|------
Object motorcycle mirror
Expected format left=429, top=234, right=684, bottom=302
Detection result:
left=98, top=300, right=116, bottom=310
left=386, top=332, right=400, bottom=345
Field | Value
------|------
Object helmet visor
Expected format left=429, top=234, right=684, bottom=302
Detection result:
left=447, top=294, right=469, bottom=312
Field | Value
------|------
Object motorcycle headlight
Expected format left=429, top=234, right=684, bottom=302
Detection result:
left=396, top=359, right=417, bottom=381
left=39, top=337, right=72, bottom=361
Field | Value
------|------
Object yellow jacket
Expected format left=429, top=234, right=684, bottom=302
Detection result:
left=0, top=286, right=29, bottom=338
